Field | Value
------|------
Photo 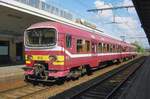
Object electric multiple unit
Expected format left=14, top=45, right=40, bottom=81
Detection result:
left=24, top=21, right=137, bottom=82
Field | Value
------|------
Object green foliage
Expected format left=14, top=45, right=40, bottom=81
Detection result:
left=131, top=41, right=145, bottom=53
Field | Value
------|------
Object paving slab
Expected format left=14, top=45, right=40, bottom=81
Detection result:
left=0, top=65, right=25, bottom=82
left=119, top=56, right=150, bottom=99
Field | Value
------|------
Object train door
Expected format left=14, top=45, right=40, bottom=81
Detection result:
left=91, top=40, right=98, bottom=67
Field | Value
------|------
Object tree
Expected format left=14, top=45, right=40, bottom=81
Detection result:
left=131, top=41, right=145, bottom=53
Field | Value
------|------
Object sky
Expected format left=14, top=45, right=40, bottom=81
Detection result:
left=42, top=0, right=149, bottom=49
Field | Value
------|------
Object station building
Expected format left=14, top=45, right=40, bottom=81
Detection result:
left=0, top=0, right=73, bottom=65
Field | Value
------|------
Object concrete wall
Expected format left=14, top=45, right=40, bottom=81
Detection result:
left=0, top=35, right=16, bottom=62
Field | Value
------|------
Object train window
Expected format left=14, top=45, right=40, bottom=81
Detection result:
left=113, top=45, right=116, bottom=53
left=107, top=44, right=110, bottom=53
left=92, top=43, right=95, bottom=52
left=116, top=45, right=118, bottom=52
left=120, top=46, right=123, bottom=52
left=109, top=44, right=111, bottom=52
left=66, top=34, right=72, bottom=48
left=117, top=45, right=120, bottom=52
left=92, top=42, right=97, bottom=53
left=116, top=45, right=119, bottom=52
left=77, top=39, right=83, bottom=52
left=85, top=40, right=90, bottom=52
left=25, top=28, right=56, bottom=47
left=103, top=44, right=105, bottom=53
left=98, top=43, right=103, bottom=53
left=112, top=45, right=115, bottom=52
left=118, top=45, right=120, bottom=52
left=103, top=43, right=106, bottom=53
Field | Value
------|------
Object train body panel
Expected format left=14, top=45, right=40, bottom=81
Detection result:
left=24, top=21, right=137, bottom=81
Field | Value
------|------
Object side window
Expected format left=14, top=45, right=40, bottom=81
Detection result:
left=103, top=43, right=106, bottom=53
left=98, top=43, right=103, bottom=53
left=92, top=42, right=96, bottom=52
left=106, top=44, right=110, bottom=53
left=77, top=39, right=83, bottom=52
left=66, top=34, right=72, bottom=48
left=109, top=44, right=112, bottom=53
left=85, top=40, right=90, bottom=52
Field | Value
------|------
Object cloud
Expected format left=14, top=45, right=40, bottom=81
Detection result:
left=115, top=16, right=138, bottom=30
left=93, top=0, right=149, bottom=48
left=94, top=0, right=113, bottom=18
left=94, top=0, right=139, bottom=34
left=41, top=0, right=46, bottom=2
left=123, top=0, right=133, bottom=6
left=114, top=16, right=144, bottom=37
left=123, top=0, right=136, bottom=14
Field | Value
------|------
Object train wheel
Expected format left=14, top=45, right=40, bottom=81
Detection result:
left=118, top=58, right=123, bottom=63
left=81, top=67, right=87, bottom=76
left=24, top=75, right=31, bottom=83
left=86, top=66, right=93, bottom=76
left=125, top=58, right=129, bottom=61
left=72, top=70, right=81, bottom=80
left=56, top=77, right=65, bottom=85
left=107, top=61, right=113, bottom=66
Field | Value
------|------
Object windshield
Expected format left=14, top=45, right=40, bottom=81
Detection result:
left=25, top=28, right=56, bottom=47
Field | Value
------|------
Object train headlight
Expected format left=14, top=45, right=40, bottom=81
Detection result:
left=49, top=55, right=57, bottom=61
left=27, top=55, right=33, bottom=60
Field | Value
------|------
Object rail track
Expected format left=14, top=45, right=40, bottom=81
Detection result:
left=51, top=56, right=146, bottom=99
left=0, top=84, right=50, bottom=99
left=0, top=57, right=144, bottom=99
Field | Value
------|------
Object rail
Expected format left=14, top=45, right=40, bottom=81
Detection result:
left=50, top=56, right=146, bottom=99
left=0, top=84, right=49, bottom=99
left=72, top=57, right=146, bottom=99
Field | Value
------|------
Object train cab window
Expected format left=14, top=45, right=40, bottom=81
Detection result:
left=25, top=28, right=56, bottom=47
left=66, top=34, right=72, bottom=48
left=77, top=39, right=83, bottom=52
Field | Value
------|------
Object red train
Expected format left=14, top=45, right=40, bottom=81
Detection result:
left=24, top=21, right=137, bottom=82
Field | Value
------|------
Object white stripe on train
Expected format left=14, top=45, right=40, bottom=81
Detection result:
left=25, top=46, right=137, bottom=58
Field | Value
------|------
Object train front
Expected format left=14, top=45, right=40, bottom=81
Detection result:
left=24, top=23, right=67, bottom=82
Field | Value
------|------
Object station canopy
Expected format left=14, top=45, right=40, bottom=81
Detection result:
left=132, top=0, right=150, bottom=44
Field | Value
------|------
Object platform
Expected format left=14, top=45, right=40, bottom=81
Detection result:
left=119, top=56, right=150, bottom=99
left=0, top=65, right=25, bottom=82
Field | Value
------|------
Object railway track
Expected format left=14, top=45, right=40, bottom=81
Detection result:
left=0, top=57, right=143, bottom=99
left=51, top=56, right=146, bottom=99
left=0, top=84, right=49, bottom=99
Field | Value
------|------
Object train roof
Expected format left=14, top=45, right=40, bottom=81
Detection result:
left=27, top=18, right=120, bottom=40
left=27, top=21, right=132, bottom=47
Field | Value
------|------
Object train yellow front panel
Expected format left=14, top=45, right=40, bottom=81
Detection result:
left=56, top=56, right=64, bottom=61
left=32, top=55, right=49, bottom=61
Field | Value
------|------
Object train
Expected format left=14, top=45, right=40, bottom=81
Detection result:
left=24, top=21, right=137, bottom=82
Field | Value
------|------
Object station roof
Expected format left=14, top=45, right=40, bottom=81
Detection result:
left=132, top=0, right=150, bottom=44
